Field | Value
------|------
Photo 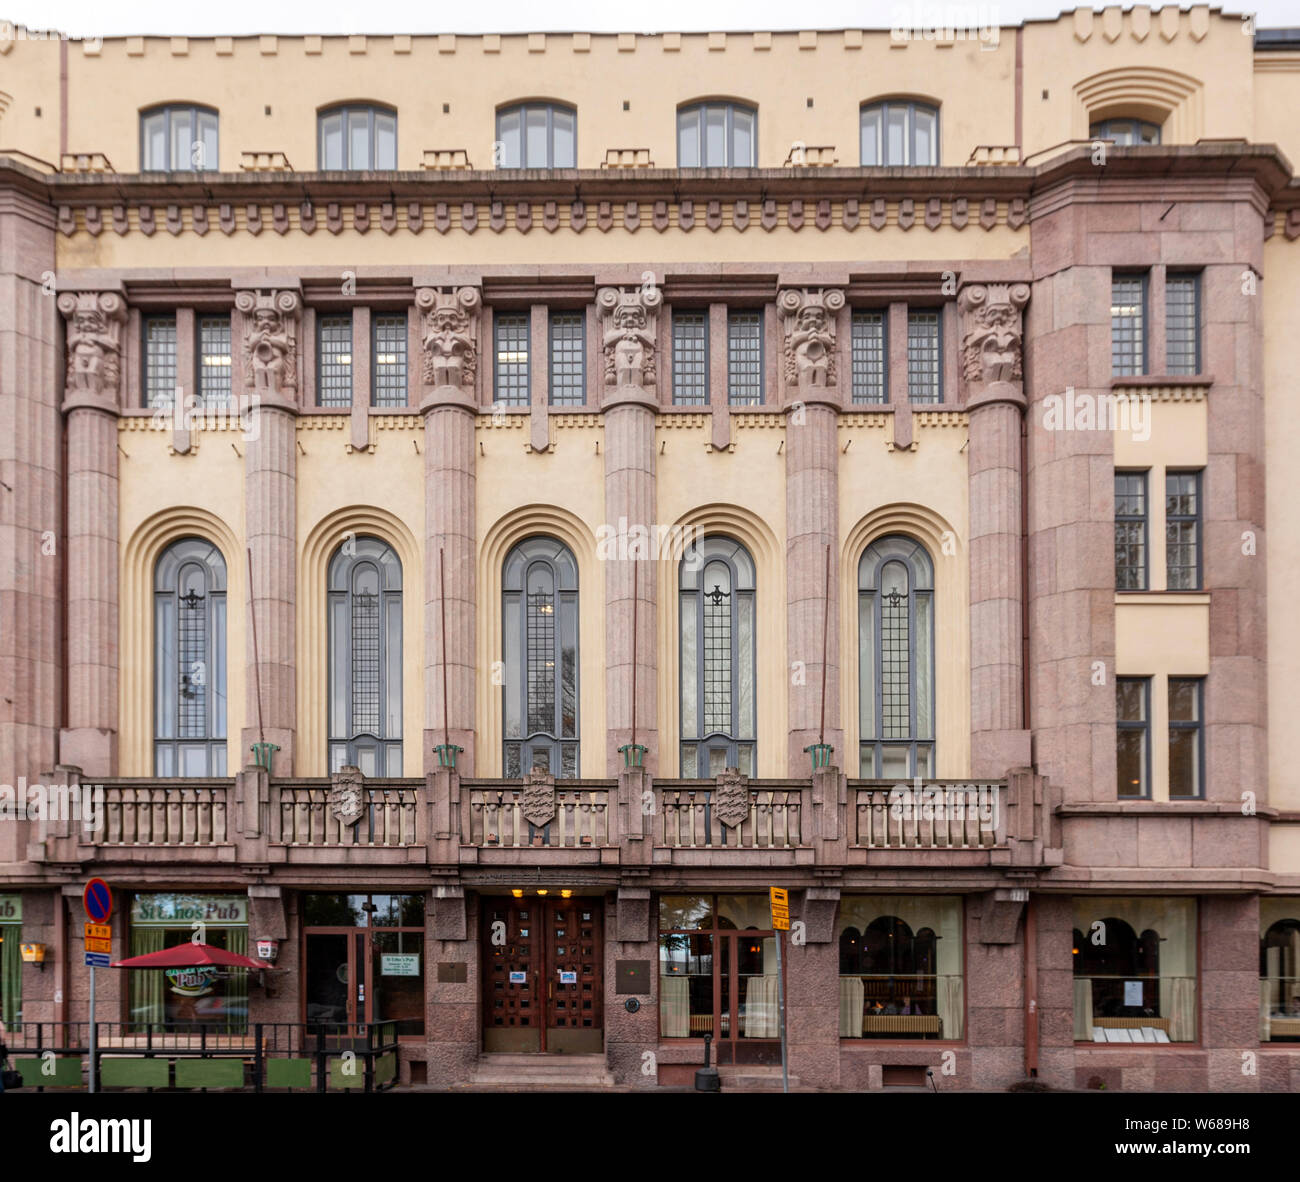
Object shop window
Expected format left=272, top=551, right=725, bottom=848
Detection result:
left=1261, top=901, right=1300, bottom=1043
left=0, top=893, right=22, bottom=1026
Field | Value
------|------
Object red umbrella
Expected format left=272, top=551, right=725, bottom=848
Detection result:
left=111, top=942, right=272, bottom=970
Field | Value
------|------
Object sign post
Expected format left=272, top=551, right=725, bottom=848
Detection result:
left=769, top=886, right=790, bottom=1094
left=83, top=879, right=113, bottom=1094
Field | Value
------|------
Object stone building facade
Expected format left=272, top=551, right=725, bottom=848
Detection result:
left=1, top=8, right=1299, bottom=1091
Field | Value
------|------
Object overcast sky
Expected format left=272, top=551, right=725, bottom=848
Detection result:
left=6, top=0, right=1299, bottom=37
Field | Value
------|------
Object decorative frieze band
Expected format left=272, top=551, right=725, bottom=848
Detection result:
left=55, top=196, right=1032, bottom=239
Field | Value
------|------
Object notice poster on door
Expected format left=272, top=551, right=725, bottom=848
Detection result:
left=509, top=971, right=527, bottom=984
left=1123, top=980, right=1143, bottom=1007
left=381, top=953, right=420, bottom=976
left=559, top=971, right=577, bottom=984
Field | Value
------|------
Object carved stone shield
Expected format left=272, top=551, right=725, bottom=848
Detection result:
left=522, top=770, right=556, bottom=827
left=714, top=770, right=751, bottom=829
left=328, top=767, right=366, bottom=826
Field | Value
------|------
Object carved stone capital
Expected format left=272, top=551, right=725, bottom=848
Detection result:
left=416, top=285, right=481, bottom=408
left=235, top=288, right=301, bottom=405
left=958, top=282, right=1030, bottom=389
left=779, top=287, right=845, bottom=400
left=597, top=285, right=662, bottom=406
left=58, top=291, right=127, bottom=409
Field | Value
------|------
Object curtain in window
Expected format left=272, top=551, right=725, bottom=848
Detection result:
left=939, top=975, right=964, bottom=1040
left=742, top=947, right=780, bottom=1038
left=128, top=928, right=167, bottom=1029
left=0, top=928, right=20, bottom=1025
left=1165, top=976, right=1196, bottom=1043
left=660, top=976, right=690, bottom=1038
left=226, top=928, right=249, bottom=1034
left=839, top=976, right=864, bottom=1037
left=1073, top=977, right=1094, bottom=1040
left=1261, top=979, right=1272, bottom=1042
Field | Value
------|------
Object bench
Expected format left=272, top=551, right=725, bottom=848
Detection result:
left=861, top=1015, right=942, bottom=1035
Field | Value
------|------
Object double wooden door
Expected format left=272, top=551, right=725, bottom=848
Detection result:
left=483, top=897, right=603, bottom=1053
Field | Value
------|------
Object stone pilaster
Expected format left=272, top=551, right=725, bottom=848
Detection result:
left=960, top=282, right=1032, bottom=778
left=236, top=287, right=301, bottom=774
left=781, top=287, right=844, bottom=774
left=418, top=285, right=481, bottom=773
left=598, top=286, right=660, bottom=774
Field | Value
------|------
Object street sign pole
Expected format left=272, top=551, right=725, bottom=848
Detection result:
left=88, top=962, right=96, bottom=1094
left=775, top=926, right=788, bottom=1094
left=82, top=878, right=113, bottom=1095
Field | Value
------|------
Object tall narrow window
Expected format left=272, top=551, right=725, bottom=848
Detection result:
left=727, top=311, right=763, bottom=405
left=851, top=310, right=886, bottom=404
left=1165, top=471, right=1201, bottom=590
left=861, top=101, right=939, bottom=166
left=318, top=104, right=397, bottom=170
left=496, top=103, right=576, bottom=168
left=906, top=310, right=941, bottom=403
left=1111, top=273, right=1146, bottom=376
left=1115, top=471, right=1148, bottom=590
left=140, top=104, right=219, bottom=171
left=143, top=314, right=178, bottom=408
left=672, top=312, right=708, bottom=405
left=502, top=537, right=580, bottom=778
left=328, top=537, right=402, bottom=775
left=494, top=312, right=530, bottom=407
left=677, top=103, right=756, bottom=168
left=155, top=539, right=227, bottom=776
left=679, top=536, right=756, bottom=777
left=317, top=314, right=353, bottom=408
left=1167, top=678, right=1203, bottom=799
left=859, top=536, right=935, bottom=778
left=548, top=312, right=585, bottom=406
left=1116, top=677, right=1150, bottom=798
left=372, top=313, right=408, bottom=407
left=1165, top=273, right=1200, bottom=376
left=197, top=315, right=232, bottom=407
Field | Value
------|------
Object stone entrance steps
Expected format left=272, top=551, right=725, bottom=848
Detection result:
left=717, top=1065, right=802, bottom=1091
left=468, top=1052, right=617, bottom=1090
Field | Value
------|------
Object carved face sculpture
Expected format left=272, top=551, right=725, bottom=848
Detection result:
left=72, top=309, right=106, bottom=340
left=614, top=304, right=645, bottom=333
left=974, top=306, right=1021, bottom=382
left=252, top=309, right=281, bottom=349
left=428, top=308, right=469, bottom=355
left=798, top=306, right=827, bottom=336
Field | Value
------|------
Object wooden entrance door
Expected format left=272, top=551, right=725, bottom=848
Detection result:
left=483, top=897, right=603, bottom=1053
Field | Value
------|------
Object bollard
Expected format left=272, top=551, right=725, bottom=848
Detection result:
left=694, top=1033, right=721, bottom=1093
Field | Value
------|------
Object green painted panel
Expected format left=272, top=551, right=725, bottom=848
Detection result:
left=328, top=1057, right=366, bottom=1089
left=374, top=1051, right=397, bottom=1086
left=100, top=1058, right=170, bottom=1088
left=175, top=1058, right=244, bottom=1089
left=14, top=1057, right=83, bottom=1087
left=265, top=1058, right=312, bottom=1089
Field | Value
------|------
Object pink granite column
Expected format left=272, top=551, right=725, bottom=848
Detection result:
left=236, top=288, right=301, bottom=775
left=780, top=287, right=844, bottom=775
left=1, top=189, right=61, bottom=816
left=597, top=286, right=661, bottom=775
left=960, top=283, right=1032, bottom=779
left=417, top=285, right=481, bottom=774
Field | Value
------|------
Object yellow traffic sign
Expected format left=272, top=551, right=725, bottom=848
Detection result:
left=769, top=886, right=790, bottom=931
left=85, top=937, right=112, bottom=954
left=85, top=923, right=111, bottom=941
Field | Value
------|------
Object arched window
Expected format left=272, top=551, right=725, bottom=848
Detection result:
left=140, top=104, right=219, bottom=171
left=860, top=100, right=938, bottom=166
left=328, top=537, right=402, bottom=774
left=1090, top=117, right=1161, bottom=146
left=496, top=103, right=576, bottom=168
left=1262, top=917, right=1300, bottom=1039
left=679, top=536, right=756, bottom=777
left=155, top=539, right=227, bottom=776
left=502, top=537, right=579, bottom=777
left=677, top=102, right=757, bottom=168
left=859, top=535, right=934, bottom=777
left=318, top=104, right=397, bottom=170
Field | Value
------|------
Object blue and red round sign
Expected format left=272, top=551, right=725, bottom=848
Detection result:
left=83, top=878, right=113, bottom=923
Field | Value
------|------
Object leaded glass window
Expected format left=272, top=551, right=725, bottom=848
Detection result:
left=155, top=538, right=227, bottom=776
left=372, top=313, right=408, bottom=407
left=680, top=536, right=756, bottom=777
left=502, top=537, right=580, bottom=778
left=143, top=314, right=178, bottom=409
left=328, top=537, right=403, bottom=775
left=198, top=315, right=232, bottom=407
left=859, top=536, right=934, bottom=778
left=851, top=311, right=886, bottom=404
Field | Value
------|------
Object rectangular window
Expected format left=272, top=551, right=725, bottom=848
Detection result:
left=851, top=311, right=887, bottom=404
left=1114, top=471, right=1148, bottom=591
left=906, top=310, right=941, bottom=403
left=1111, top=273, right=1146, bottom=377
left=727, top=311, right=763, bottom=406
left=317, top=315, right=353, bottom=408
left=1116, top=677, right=1150, bottom=799
left=143, top=314, right=178, bottom=408
left=548, top=312, right=585, bottom=406
left=838, top=895, right=963, bottom=1040
left=1073, top=897, right=1196, bottom=1042
left=197, top=315, right=231, bottom=407
left=672, top=312, right=708, bottom=405
left=1165, top=471, right=1201, bottom=590
left=0, top=893, right=21, bottom=1025
left=1165, top=273, right=1200, bottom=376
left=1168, top=677, right=1203, bottom=799
left=371, top=313, right=408, bottom=407
left=494, top=312, right=530, bottom=407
